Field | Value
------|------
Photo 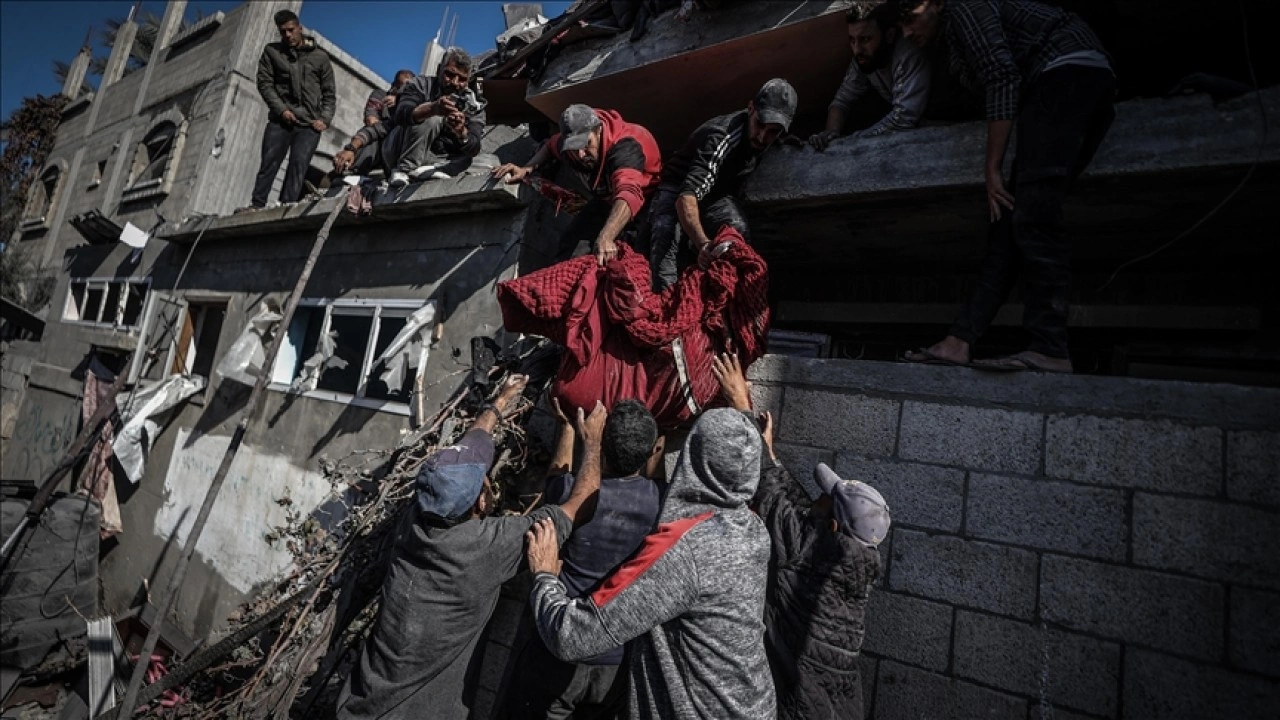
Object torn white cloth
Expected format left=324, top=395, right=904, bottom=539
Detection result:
left=215, top=302, right=282, bottom=385
left=373, top=304, right=435, bottom=391
left=291, top=329, right=347, bottom=392
left=113, top=374, right=205, bottom=484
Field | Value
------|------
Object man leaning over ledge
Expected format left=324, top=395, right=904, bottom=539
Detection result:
left=251, top=9, right=335, bottom=209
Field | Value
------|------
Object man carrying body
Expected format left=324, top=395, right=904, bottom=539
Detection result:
left=507, top=399, right=664, bottom=719
left=899, top=0, right=1115, bottom=372
left=333, top=48, right=485, bottom=186
left=335, top=377, right=605, bottom=720
left=713, top=353, right=889, bottom=720
left=493, top=105, right=663, bottom=265
left=524, top=406, right=775, bottom=719
left=809, top=2, right=931, bottom=151
left=646, top=78, right=797, bottom=290
left=251, top=10, right=335, bottom=208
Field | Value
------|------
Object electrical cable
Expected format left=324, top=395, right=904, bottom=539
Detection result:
left=1096, top=1, right=1266, bottom=292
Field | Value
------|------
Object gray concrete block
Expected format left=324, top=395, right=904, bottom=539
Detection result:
left=1133, top=494, right=1280, bottom=589
left=749, top=381, right=783, bottom=421
left=874, top=660, right=1027, bottom=720
left=774, top=442, right=835, bottom=500
left=1045, top=415, right=1221, bottom=494
left=898, top=402, right=1042, bottom=474
left=779, top=388, right=899, bottom=457
left=1, top=352, right=33, bottom=376
left=1040, top=555, right=1225, bottom=662
left=1227, top=430, right=1280, bottom=508
left=835, top=454, right=965, bottom=533
left=967, top=474, right=1127, bottom=560
left=1124, top=649, right=1280, bottom=720
left=890, top=530, right=1038, bottom=619
left=953, top=611, right=1120, bottom=717
left=863, top=591, right=953, bottom=671
left=1230, top=588, right=1280, bottom=678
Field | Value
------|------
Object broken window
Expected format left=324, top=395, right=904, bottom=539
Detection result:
left=64, top=277, right=150, bottom=329
left=129, top=122, right=178, bottom=188
left=129, top=295, right=229, bottom=384
left=272, top=299, right=435, bottom=410
left=21, top=165, right=60, bottom=227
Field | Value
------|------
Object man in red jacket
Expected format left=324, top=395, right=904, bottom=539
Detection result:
left=494, top=105, right=663, bottom=265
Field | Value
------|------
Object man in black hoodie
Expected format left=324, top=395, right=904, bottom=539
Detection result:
left=713, top=353, right=890, bottom=720
left=251, top=10, right=335, bottom=208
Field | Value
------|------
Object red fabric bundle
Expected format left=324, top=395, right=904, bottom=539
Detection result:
left=497, top=227, right=770, bottom=429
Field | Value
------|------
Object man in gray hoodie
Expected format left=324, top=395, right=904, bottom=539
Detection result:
left=525, top=408, right=775, bottom=719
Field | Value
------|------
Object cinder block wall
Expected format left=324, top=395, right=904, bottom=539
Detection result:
left=748, top=356, right=1280, bottom=720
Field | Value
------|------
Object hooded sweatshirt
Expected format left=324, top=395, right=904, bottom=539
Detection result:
left=529, top=409, right=776, bottom=720
left=547, top=109, right=662, bottom=218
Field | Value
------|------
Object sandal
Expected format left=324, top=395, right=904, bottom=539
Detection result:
left=971, top=351, right=1073, bottom=374
left=902, top=348, right=968, bottom=367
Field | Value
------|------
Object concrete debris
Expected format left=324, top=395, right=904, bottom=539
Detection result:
left=113, top=375, right=207, bottom=484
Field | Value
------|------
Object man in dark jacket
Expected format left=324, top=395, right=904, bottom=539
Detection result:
left=645, top=78, right=796, bottom=289
left=493, top=104, right=663, bottom=265
left=332, top=49, right=485, bottom=186
left=334, top=377, right=604, bottom=720
left=363, top=69, right=415, bottom=126
left=507, top=399, right=664, bottom=719
left=251, top=9, right=335, bottom=208
left=525, top=406, right=776, bottom=719
left=713, top=353, right=889, bottom=720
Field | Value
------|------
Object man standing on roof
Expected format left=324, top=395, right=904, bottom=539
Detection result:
left=332, top=48, right=485, bottom=186
left=899, top=0, right=1115, bottom=373
left=524, top=407, right=775, bottom=719
left=493, top=105, right=663, bottom=265
left=251, top=9, right=335, bottom=209
left=645, top=78, right=797, bottom=290
left=809, top=2, right=932, bottom=151
left=335, top=376, right=605, bottom=720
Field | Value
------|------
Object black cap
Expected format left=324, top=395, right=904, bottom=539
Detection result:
left=559, top=104, right=602, bottom=151
left=754, top=78, right=798, bottom=132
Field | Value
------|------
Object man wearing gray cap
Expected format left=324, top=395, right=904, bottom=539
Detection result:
left=493, top=105, right=663, bottom=265
left=712, top=353, right=889, bottom=720
left=644, top=78, right=797, bottom=290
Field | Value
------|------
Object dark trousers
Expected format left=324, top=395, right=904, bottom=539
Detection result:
left=251, top=120, right=322, bottom=207
left=505, top=638, right=625, bottom=720
left=950, top=65, right=1116, bottom=358
left=645, top=188, right=751, bottom=291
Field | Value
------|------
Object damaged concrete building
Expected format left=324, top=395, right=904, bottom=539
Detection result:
left=3, top=0, right=1279, bottom=718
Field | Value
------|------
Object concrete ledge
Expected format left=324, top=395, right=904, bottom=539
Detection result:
left=160, top=176, right=528, bottom=244
left=746, top=356, right=1280, bottom=429
left=744, top=86, right=1280, bottom=205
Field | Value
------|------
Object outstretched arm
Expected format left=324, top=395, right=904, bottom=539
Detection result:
left=546, top=398, right=575, bottom=479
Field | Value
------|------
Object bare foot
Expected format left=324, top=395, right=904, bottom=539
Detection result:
left=903, top=336, right=971, bottom=365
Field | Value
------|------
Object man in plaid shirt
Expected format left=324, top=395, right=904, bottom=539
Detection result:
left=899, top=0, right=1115, bottom=373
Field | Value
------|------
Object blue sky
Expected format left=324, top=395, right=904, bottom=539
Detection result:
left=0, top=1, right=572, bottom=120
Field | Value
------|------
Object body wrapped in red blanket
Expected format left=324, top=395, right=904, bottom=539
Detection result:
left=497, top=227, right=770, bottom=429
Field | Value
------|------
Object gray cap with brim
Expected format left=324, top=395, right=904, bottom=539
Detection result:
left=814, top=462, right=891, bottom=547
left=559, top=104, right=601, bottom=151
left=754, top=78, right=798, bottom=132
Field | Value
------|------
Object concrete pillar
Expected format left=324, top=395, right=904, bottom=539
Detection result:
left=101, top=17, right=139, bottom=88
left=420, top=39, right=445, bottom=77
left=154, top=0, right=189, bottom=53
left=61, top=42, right=93, bottom=98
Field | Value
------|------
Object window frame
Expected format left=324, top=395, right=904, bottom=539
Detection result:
left=121, top=117, right=187, bottom=203
left=20, top=164, right=63, bottom=232
left=128, top=292, right=231, bottom=387
left=63, top=276, right=151, bottom=331
left=269, top=298, right=434, bottom=416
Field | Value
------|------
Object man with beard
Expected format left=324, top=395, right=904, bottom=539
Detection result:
left=645, top=78, right=797, bottom=290
left=332, top=48, right=485, bottom=185
left=493, top=105, right=663, bottom=265
left=809, top=2, right=931, bottom=150
left=335, top=376, right=605, bottom=720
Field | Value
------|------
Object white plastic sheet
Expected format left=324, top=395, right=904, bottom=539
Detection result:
left=291, top=328, right=347, bottom=392
left=113, top=374, right=206, bottom=484
left=215, top=302, right=282, bottom=386
left=373, top=303, right=436, bottom=390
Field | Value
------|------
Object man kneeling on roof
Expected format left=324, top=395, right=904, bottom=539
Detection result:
left=332, top=47, right=486, bottom=188
left=334, top=375, right=605, bottom=720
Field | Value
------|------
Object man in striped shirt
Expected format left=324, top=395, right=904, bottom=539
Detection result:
left=899, top=0, right=1115, bottom=373
left=644, top=79, right=797, bottom=290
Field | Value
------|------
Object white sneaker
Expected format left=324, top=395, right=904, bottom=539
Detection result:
left=407, top=165, right=437, bottom=179
left=388, top=171, right=409, bottom=188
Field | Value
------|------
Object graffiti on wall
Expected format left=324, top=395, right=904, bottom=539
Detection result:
left=3, top=395, right=79, bottom=481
